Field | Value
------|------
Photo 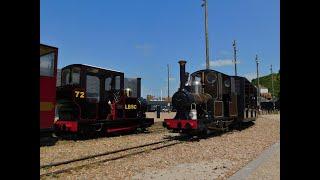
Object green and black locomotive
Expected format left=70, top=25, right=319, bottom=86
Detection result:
left=163, top=60, right=258, bottom=135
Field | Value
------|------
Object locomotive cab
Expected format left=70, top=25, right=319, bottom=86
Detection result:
left=55, top=64, right=154, bottom=135
left=57, top=64, right=124, bottom=120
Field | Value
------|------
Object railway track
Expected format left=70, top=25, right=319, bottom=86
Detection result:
left=40, top=135, right=195, bottom=178
left=45, top=122, right=167, bottom=145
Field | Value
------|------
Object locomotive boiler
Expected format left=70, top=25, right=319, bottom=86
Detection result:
left=163, top=60, right=258, bottom=135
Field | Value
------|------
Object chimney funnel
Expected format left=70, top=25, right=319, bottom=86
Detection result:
left=137, top=78, right=141, bottom=98
left=178, top=60, right=187, bottom=89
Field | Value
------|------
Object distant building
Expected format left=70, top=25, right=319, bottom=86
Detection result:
left=146, top=100, right=171, bottom=112
left=146, top=95, right=155, bottom=101
left=259, top=86, right=268, bottom=94
left=261, top=93, right=272, bottom=100
left=256, top=85, right=272, bottom=102
left=163, top=96, right=172, bottom=103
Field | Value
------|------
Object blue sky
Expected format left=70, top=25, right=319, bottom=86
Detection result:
left=41, top=0, right=279, bottom=98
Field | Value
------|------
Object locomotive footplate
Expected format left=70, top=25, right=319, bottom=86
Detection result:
left=163, top=119, right=200, bottom=131
left=86, top=118, right=154, bottom=134
left=55, top=118, right=154, bottom=134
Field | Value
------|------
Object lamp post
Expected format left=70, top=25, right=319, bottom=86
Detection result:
left=202, top=0, right=210, bottom=69
left=255, top=55, right=260, bottom=108
left=270, top=64, right=275, bottom=110
left=167, top=64, right=170, bottom=112
left=233, top=40, right=238, bottom=76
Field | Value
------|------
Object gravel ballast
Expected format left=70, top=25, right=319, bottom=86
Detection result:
left=40, top=114, right=280, bottom=179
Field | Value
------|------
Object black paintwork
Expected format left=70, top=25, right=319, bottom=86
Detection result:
left=55, top=64, right=153, bottom=134
left=169, top=61, right=258, bottom=133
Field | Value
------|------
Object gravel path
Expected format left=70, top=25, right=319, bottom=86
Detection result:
left=132, top=160, right=233, bottom=180
left=40, top=115, right=169, bottom=166
left=40, top=114, right=280, bottom=179
left=40, top=130, right=174, bottom=166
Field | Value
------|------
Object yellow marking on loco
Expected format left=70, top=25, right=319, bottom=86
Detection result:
left=74, top=90, right=85, bottom=98
left=40, top=102, right=54, bottom=111
left=125, top=104, right=137, bottom=110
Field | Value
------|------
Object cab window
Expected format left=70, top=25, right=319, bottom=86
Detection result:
left=61, top=67, right=80, bottom=85
left=105, top=77, right=112, bottom=91
left=206, top=72, right=217, bottom=84
left=61, top=69, right=70, bottom=85
left=86, top=75, right=100, bottom=101
left=115, top=76, right=121, bottom=90
left=70, top=67, right=80, bottom=84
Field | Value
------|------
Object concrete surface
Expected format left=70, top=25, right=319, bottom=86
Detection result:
left=228, top=142, right=280, bottom=180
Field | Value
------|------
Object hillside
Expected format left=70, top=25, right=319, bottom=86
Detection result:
left=251, top=72, right=280, bottom=98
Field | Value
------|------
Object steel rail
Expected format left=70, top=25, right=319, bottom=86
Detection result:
left=40, top=138, right=173, bottom=169
left=40, top=141, right=182, bottom=177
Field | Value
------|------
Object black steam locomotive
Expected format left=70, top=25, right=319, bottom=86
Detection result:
left=163, top=60, right=258, bottom=135
left=54, top=64, right=154, bottom=136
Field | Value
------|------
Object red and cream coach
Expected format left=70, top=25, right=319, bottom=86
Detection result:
left=40, top=44, right=58, bottom=138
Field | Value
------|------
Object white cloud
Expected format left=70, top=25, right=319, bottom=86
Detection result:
left=202, top=59, right=240, bottom=67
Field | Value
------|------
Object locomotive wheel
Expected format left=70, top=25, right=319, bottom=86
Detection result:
left=128, top=127, right=138, bottom=134
left=224, top=126, right=229, bottom=132
left=204, top=129, right=209, bottom=135
left=172, top=130, right=179, bottom=133
left=198, top=129, right=211, bottom=137
left=138, top=127, right=147, bottom=133
left=238, top=121, right=243, bottom=131
left=136, top=127, right=145, bottom=132
left=54, top=131, right=61, bottom=137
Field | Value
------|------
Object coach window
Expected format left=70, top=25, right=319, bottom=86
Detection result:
left=86, top=75, right=100, bottom=101
left=40, top=52, right=54, bottom=77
